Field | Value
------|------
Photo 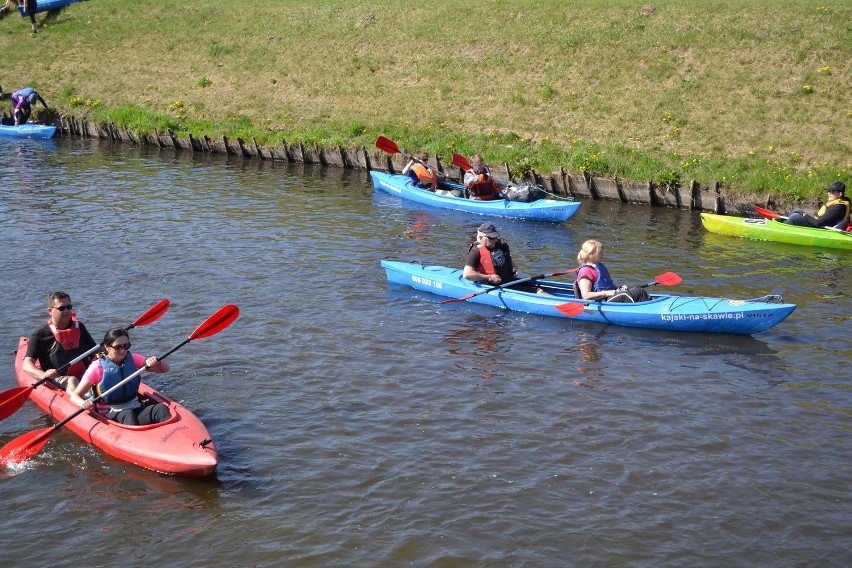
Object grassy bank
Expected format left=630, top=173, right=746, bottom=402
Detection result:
left=4, top=0, right=850, bottom=198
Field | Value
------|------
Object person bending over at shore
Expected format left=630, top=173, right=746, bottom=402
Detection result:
left=463, top=155, right=503, bottom=200
left=22, top=291, right=97, bottom=394
left=784, top=181, right=850, bottom=229
left=574, top=240, right=650, bottom=303
left=11, top=87, right=48, bottom=125
left=69, top=328, right=171, bottom=426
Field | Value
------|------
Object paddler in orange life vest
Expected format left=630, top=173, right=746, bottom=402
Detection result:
left=22, top=291, right=97, bottom=393
left=463, top=155, right=503, bottom=200
left=401, top=150, right=445, bottom=190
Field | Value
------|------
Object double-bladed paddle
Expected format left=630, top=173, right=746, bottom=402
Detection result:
left=442, top=268, right=581, bottom=304
left=0, top=304, right=239, bottom=468
left=375, top=135, right=413, bottom=160
left=0, top=299, right=170, bottom=422
left=554, top=271, right=683, bottom=316
left=753, top=205, right=786, bottom=220
left=452, top=153, right=472, bottom=172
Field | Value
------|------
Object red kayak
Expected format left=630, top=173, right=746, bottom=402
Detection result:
left=13, top=337, right=218, bottom=477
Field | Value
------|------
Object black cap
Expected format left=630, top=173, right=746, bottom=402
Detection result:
left=477, top=222, right=500, bottom=238
left=828, top=181, right=845, bottom=194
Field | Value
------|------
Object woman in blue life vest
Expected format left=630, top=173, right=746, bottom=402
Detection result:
left=574, top=239, right=650, bottom=303
left=69, top=328, right=171, bottom=425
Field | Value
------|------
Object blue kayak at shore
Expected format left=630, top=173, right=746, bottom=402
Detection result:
left=18, top=0, right=79, bottom=16
left=382, top=260, right=796, bottom=335
left=0, top=122, right=56, bottom=138
left=370, top=171, right=581, bottom=222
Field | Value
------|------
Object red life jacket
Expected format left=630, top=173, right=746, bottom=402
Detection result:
left=466, top=173, right=502, bottom=200
left=411, top=163, right=438, bottom=189
left=47, top=317, right=86, bottom=377
left=476, top=244, right=496, bottom=275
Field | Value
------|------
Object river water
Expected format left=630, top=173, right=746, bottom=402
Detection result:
left=0, top=137, right=849, bottom=567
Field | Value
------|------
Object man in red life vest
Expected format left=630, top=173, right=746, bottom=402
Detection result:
left=463, top=155, right=503, bottom=200
left=22, top=291, right=97, bottom=393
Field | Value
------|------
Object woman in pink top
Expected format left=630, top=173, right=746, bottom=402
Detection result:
left=69, top=328, right=171, bottom=425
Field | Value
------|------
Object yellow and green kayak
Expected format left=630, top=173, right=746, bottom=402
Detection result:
left=700, top=213, right=852, bottom=250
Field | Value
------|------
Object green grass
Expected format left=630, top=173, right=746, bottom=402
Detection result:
left=6, top=0, right=850, bottom=198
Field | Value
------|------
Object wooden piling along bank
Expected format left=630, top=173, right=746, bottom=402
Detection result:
left=54, top=116, right=810, bottom=216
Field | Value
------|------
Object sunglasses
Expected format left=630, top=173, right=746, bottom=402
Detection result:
left=52, top=305, right=73, bottom=312
left=109, top=343, right=131, bottom=351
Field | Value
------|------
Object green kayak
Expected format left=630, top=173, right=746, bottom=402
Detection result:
left=700, top=213, right=852, bottom=250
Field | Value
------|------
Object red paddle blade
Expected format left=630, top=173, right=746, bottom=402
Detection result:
left=188, top=304, right=240, bottom=340
left=0, top=386, right=33, bottom=421
left=375, top=135, right=400, bottom=155
left=753, top=205, right=783, bottom=220
left=441, top=294, right=474, bottom=304
left=0, top=427, right=54, bottom=467
left=555, top=302, right=586, bottom=317
left=452, top=153, right=472, bottom=172
left=654, top=272, right=682, bottom=286
left=132, top=298, right=170, bottom=327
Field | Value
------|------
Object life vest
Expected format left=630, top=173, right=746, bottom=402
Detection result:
left=411, top=163, right=438, bottom=189
left=573, top=263, right=616, bottom=298
left=13, top=88, right=35, bottom=109
left=95, top=355, right=141, bottom=406
left=466, top=173, right=502, bottom=200
left=476, top=243, right=496, bottom=275
left=817, top=197, right=851, bottom=222
left=47, top=318, right=87, bottom=377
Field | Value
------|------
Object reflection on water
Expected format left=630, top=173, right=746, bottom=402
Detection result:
left=0, top=137, right=849, bottom=566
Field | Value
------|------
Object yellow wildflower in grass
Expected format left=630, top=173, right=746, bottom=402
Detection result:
left=817, top=66, right=831, bottom=74
left=802, top=85, right=812, bottom=93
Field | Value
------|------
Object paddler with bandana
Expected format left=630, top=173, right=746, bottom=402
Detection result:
left=22, top=291, right=97, bottom=393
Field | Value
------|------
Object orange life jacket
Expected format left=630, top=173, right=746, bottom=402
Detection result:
left=411, top=163, right=438, bottom=189
left=466, top=174, right=502, bottom=200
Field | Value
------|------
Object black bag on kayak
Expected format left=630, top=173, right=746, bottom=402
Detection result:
left=608, top=286, right=651, bottom=303
left=502, top=182, right=545, bottom=202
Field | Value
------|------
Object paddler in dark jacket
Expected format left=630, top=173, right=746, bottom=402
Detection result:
left=785, top=181, right=851, bottom=229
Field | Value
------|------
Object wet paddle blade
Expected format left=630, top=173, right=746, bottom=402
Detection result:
left=452, top=153, right=472, bottom=172
left=0, top=387, right=33, bottom=421
left=0, top=427, right=54, bottom=467
left=441, top=294, right=475, bottom=304
left=555, top=302, right=586, bottom=317
left=188, top=304, right=240, bottom=340
left=131, top=298, right=170, bottom=327
left=375, top=135, right=400, bottom=155
left=654, top=272, right=683, bottom=286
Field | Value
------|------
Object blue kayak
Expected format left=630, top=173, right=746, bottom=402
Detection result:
left=0, top=122, right=56, bottom=138
left=19, top=0, right=79, bottom=16
left=381, top=260, right=796, bottom=335
left=370, top=171, right=581, bottom=222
